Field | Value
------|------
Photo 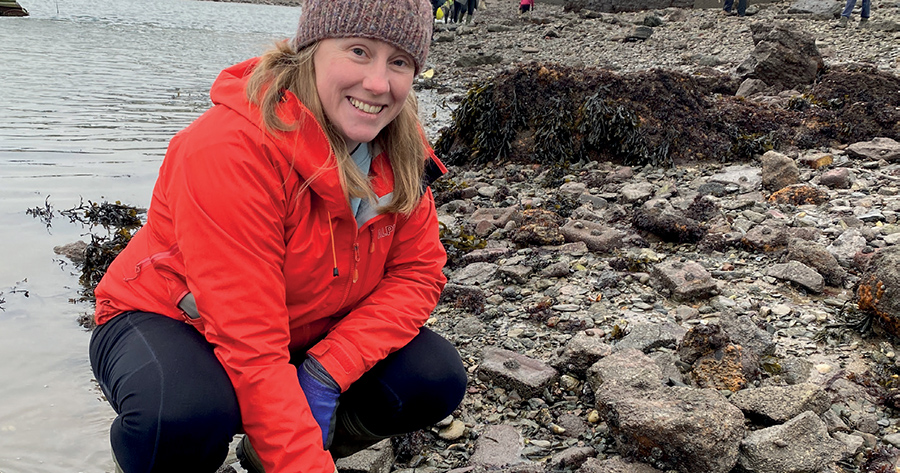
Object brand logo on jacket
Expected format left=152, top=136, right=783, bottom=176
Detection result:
left=377, top=224, right=395, bottom=239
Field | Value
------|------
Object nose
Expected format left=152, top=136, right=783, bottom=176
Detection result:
left=361, top=62, right=390, bottom=96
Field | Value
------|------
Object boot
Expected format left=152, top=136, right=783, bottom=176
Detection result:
left=330, top=410, right=391, bottom=459
left=236, top=435, right=266, bottom=473
left=837, top=16, right=848, bottom=28
left=465, top=14, right=472, bottom=24
left=859, top=17, right=868, bottom=28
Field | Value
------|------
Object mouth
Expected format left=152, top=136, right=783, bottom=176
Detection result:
left=349, top=97, right=385, bottom=115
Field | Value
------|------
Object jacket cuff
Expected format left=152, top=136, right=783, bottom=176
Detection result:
left=306, top=334, right=365, bottom=392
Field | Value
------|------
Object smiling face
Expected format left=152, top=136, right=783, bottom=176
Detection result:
left=313, top=37, right=416, bottom=151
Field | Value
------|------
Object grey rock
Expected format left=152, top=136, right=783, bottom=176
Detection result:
left=719, top=312, right=776, bottom=358
left=550, top=330, right=614, bottom=375
left=735, top=78, right=769, bottom=97
left=833, top=431, right=865, bottom=455
left=468, top=208, right=521, bottom=234
left=452, top=262, right=499, bottom=286
left=743, top=224, right=790, bottom=252
left=766, top=260, right=825, bottom=294
left=478, top=347, right=558, bottom=398
left=846, top=137, right=900, bottom=162
left=614, top=322, right=685, bottom=353
left=560, top=220, right=628, bottom=253
left=819, top=168, right=851, bottom=189
left=729, top=383, right=831, bottom=424
left=827, top=228, right=867, bottom=267
left=786, top=238, right=847, bottom=287
left=53, top=240, right=88, bottom=264
left=455, top=52, right=503, bottom=68
left=618, top=182, right=655, bottom=204
left=497, top=264, right=532, bottom=284
left=588, top=348, right=666, bottom=392
left=708, top=165, right=762, bottom=193
left=787, top=0, right=843, bottom=18
left=737, top=411, right=847, bottom=473
left=651, top=259, right=719, bottom=301
left=470, top=424, right=528, bottom=468
left=625, top=25, right=654, bottom=41
left=335, top=439, right=393, bottom=473
left=736, top=22, right=824, bottom=90
left=552, top=446, right=596, bottom=469
left=577, top=456, right=664, bottom=473
left=761, top=150, right=799, bottom=192
left=597, top=385, right=744, bottom=473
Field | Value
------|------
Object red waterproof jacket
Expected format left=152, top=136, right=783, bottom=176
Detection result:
left=94, top=58, right=448, bottom=472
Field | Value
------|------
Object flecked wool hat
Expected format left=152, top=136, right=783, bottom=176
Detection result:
left=291, top=0, right=432, bottom=73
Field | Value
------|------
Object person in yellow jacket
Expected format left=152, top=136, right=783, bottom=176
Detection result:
left=89, top=0, right=467, bottom=472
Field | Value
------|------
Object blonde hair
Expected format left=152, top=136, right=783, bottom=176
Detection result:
left=245, top=40, right=427, bottom=215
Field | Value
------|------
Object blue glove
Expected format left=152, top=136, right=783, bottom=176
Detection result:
left=297, top=357, right=341, bottom=449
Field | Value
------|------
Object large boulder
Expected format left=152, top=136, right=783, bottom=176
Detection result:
left=736, top=22, right=824, bottom=90
left=846, top=137, right=900, bottom=162
left=737, top=411, right=848, bottom=473
left=856, top=245, right=900, bottom=339
left=787, top=0, right=843, bottom=19
left=596, top=384, right=744, bottom=473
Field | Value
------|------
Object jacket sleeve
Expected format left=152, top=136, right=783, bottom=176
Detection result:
left=162, top=129, right=335, bottom=473
left=307, top=185, right=448, bottom=390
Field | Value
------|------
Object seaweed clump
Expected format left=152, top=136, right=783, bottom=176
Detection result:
left=35, top=199, right=145, bottom=303
left=438, top=221, right=487, bottom=268
left=434, top=63, right=900, bottom=171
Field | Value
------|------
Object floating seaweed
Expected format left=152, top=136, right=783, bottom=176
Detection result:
left=26, top=196, right=55, bottom=230
left=31, top=198, right=145, bottom=303
left=60, top=199, right=143, bottom=230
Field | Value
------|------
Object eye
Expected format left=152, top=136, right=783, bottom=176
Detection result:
left=351, top=47, right=366, bottom=57
left=392, top=58, right=409, bottom=68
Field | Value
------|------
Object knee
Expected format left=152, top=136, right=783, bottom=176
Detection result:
left=409, top=341, right=467, bottom=414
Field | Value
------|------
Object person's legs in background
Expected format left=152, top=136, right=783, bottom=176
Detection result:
left=859, top=0, right=870, bottom=26
left=722, top=0, right=735, bottom=14
left=841, top=0, right=857, bottom=18
left=737, top=0, right=748, bottom=16
left=90, top=312, right=241, bottom=473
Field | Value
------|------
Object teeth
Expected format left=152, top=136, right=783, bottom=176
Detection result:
left=350, top=98, right=383, bottom=114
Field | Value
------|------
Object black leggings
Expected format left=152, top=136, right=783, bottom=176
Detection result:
left=452, top=0, right=476, bottom=22
left=90, top=311, right=467, bottom=473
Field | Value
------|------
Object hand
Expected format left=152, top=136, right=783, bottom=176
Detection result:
left=297, top=357, right=341, bottom=449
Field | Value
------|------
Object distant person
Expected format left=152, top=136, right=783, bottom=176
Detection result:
left=519, top=0, right=534, bottom=15
left=837, top=0, right=870, bottom=27
left=722, top=0, right=748, bottom=16
left=88, top=0, right=467, bottom=472
left=451, top=0, right=465, bottom=22
left=452, top=0, right=478, bottom=24
left=431, top=0, right=443, bottom=18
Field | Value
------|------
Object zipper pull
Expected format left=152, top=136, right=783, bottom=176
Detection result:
left=352, top=243, right=360, bottom=283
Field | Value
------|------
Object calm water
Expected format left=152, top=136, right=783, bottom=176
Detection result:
left=0, top=1, right=297, bottom=471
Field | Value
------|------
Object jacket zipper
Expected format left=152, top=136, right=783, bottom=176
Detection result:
left=352, top=243, right=360, bottom=283
left=123, top=244, right=180, bottom=281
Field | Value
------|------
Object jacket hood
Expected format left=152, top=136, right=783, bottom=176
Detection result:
left=208, top=58, right=446, bottom=213
left=209, top=58, right=348, bottom=213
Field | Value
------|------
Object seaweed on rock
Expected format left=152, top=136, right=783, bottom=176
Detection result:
left=434, top=62, right=900, bottom=170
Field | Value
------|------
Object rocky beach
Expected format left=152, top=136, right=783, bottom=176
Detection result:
left=85, top=1, right=900, bottom=472
left=337, top=2, right=900, bottom=473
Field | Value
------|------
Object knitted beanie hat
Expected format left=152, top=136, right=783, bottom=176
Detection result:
left=291, top=0, right=432, bottom=73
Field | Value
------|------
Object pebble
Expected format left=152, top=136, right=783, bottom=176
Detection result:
left=438, top=420, right=466, bottom=441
